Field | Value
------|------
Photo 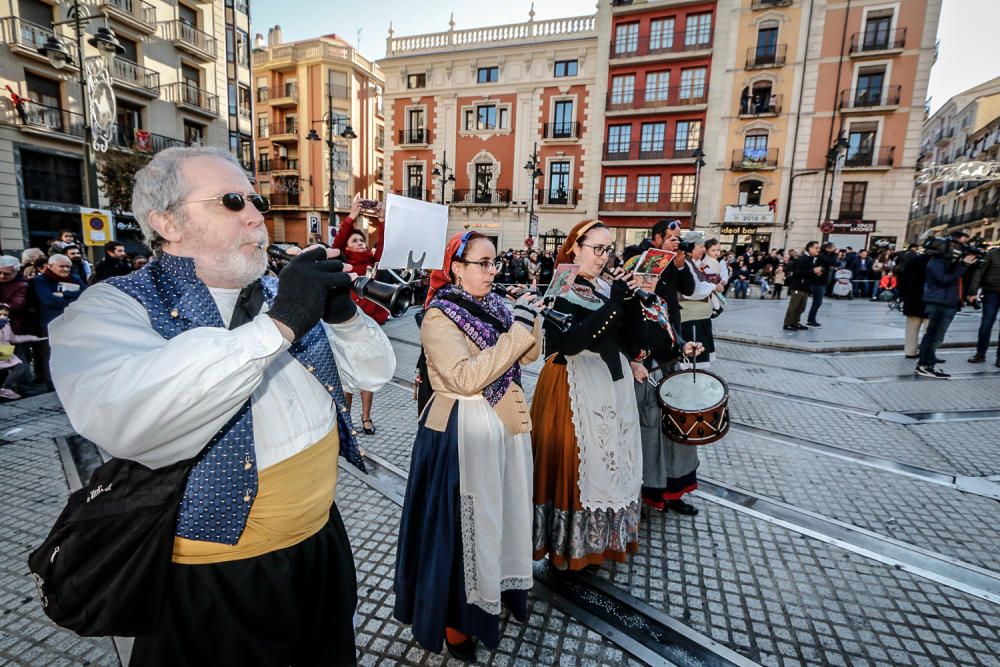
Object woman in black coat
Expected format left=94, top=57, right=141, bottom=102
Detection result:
left=897, top=253, right=929, bottom=358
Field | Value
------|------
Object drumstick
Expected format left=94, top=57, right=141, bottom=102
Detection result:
left=691, top=328, right=697, bottom=383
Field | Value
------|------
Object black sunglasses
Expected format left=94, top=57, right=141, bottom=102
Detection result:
left=176, top=192, right=271, bottom=213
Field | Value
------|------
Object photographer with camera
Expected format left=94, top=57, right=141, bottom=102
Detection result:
left=915, top=236, right=979, bottom=378
left=46, top=147, right=395, bottom=663
left=967, top=242, right=1000, bottom=367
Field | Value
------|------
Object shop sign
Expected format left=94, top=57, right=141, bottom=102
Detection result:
left=720, top=225, right=761, bottom=235
left=826, top=219, right=877, bottom=233
left=724, top=205, right=774, bottom=225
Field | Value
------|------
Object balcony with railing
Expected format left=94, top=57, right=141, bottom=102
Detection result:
left=537, top=189, right=579, bottom=206
left=270, top=119, right=299, bottom=143
left=610, top=30, right=713, bottom=59
left=398, top=128, right=431, bottom=145
left=606, top=85, right=708, bottom=113
left=14, top=101, right=85, bottom=140
left=603, top=141, right=700, bottom=162
left=161, top=20, right=218, bottom=60
left=850, top=28, right=907, bottom=56
left=387, top=14, right=596, bottom=57
left=746, top=44, right=787, bottom=69
left=110, top=126, right=190, bottom=153
left=269, top=157, right=299, bottom=174
left=751, top=0, right=793, bottom=9
left=731, top=148, right=779, bottom=170
left=934, top=128, right=955, bottom=145
left=110, top=58, right=160, bottom=96
left=739, top=93, right=782, bottom=117
left=269, top=191, right=300, bottom=208
left=100, top=0, right=157, bottom=33
left=843, top=145, right=895, bottom=169
left=163, top=82, right=219, bottom=116
left=543, top=122, right=581, bottom=140
left=451, top=189, right=512, bottom=206
left=839, top=85, right=902, bottom=111
left=599, top=191, right=693, bottom=213
left=269, top=82, right=298, bottom=108
left=393, top=189, right=434, bottom=202
left=3, top=16, right=58, bottom=59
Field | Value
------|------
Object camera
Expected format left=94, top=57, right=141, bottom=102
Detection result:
left=677, top=239, right=696, bottom=253
left=359, top=199, right=380, bottom=211
left=922, top=236, right=985, bottom=262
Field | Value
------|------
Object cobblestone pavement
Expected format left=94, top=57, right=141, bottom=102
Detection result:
left=3, top=305, right=999, bottom=666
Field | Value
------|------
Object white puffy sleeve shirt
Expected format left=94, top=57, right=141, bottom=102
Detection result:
left=49, top=282, right=396, bottom=471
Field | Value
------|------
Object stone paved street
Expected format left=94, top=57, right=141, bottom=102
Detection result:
left=1, top=300, right=999, bottom=666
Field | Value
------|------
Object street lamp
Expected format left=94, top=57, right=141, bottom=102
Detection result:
left=431, top=151, right=456, bottom=203
left=690, top=148, right=706, bottom=230
left=818, top=133, right=850, bottom=227
left=524, top=143, right=544, bottom=239
left=306, top=96, right=356, bottom=233
left=37, top=1, right=125, bottom=209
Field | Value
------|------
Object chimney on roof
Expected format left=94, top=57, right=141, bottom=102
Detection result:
left=271, top=25, right=283, bottom=46
left=254, top=33, right=265, bottom=50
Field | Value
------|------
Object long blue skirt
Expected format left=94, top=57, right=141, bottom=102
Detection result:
left=393, top=405, right=528, bottom=652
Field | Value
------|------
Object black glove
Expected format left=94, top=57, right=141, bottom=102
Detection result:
left=323, top=282, right=357, bottom=324
left=610, top=279, right=629, bottom=303
left=267, top=246, right=352, bottom=340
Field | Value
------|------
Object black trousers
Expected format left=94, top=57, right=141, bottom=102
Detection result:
left=130, top=504, right=358, bottom=667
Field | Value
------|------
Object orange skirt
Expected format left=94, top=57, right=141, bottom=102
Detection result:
left=530, top=357, right=639, bottom=571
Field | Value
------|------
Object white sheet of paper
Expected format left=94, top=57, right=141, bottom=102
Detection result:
left=380, top=194, right=448, bottom=270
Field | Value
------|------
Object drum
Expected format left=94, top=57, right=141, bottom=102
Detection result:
left=655, top=369, right=730, bottom=445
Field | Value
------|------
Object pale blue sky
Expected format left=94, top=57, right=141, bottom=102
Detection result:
left=252, top=0, right=998, bottom=113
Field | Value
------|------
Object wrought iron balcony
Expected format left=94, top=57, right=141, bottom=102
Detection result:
left=393, top=189, right=433, bottom=202
left=100, top=0, right=157, bottom=33
left=398, top=128, right=431, bottom=145
left=537, top=189, right=579, bottom=206
left=732, top=148, right=779, bottom=170
left=839, top=85, right=902, bottom=110
left=269, top=157, right=299, bottom=173
left=161, top=20, right=218, bottom=60
left=110, top=126, right=190, bottom=153
left=603, top=141, right=700, bottom=161
left=746, top=44, right=787, bottom=69
left=850, top=28, right=907, bottom=55
left=163, top=82, right=219, bottom=116
left=606, top=85, right=708, bottom=112
left=269, top=191, right=300, bottom=207
left=543, top=122, right=580, bottom=140
left=4, top=17, right=56, bottom=55
left=599, top=192, right=692, bottom=212
left=14, top=101, right=85, bottom=139
left=843, top=145, right=895, bottom=168
left=110, top=58, right=160, bottom=95
left=739, top=93, right=782, bottom=117
left=611, top=29, right=713, bottom=58
left=451, top=189, right=512, bottom=206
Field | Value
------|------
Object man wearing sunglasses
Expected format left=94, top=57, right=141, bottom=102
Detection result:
left=47, top=146, right=395, bottom=665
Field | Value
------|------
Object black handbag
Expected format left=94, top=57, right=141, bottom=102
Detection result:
left=27, top=454, right=197, bottom=637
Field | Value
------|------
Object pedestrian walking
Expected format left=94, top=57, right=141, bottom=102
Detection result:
left=916, top=244, right=977, bottom=378
left=967, top=245, right=1000, bottom=367
left=807, top=242, right=838, bottom=326
left=897, top=250, right=930, bottom=358
left=394, top=231, right=544, bottom=662
left=782, top=241, right=820, bottom=330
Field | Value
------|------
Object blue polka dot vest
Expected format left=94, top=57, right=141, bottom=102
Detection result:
left=107, top=254, right=366, bottom=545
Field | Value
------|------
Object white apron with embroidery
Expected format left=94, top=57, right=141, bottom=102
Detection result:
left=565, top=350, right=643, bottom=511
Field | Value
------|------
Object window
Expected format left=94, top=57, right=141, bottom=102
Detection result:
left=855, top=66, right=886, bottom=106
left=548, top=161, right=571, bottom=203
left=407, top=108, right=424, bottom=143
left=607, top=125, right=632, bottom=155
left=258, top=151, right=270, bottom=172
left=25, top=72, right=62, bottom=130
left=554, top=60, right=578, bottom=77
left=640, top=122, right=666, bottom=156
left=650, top=18, right=675, bottom=52
left=645, top=71, right=670, bottom=102
left=637, top=176, right=661, bottom=204
left=375, top=84, right=383, bottom=115
left=610, top=75, right=635, bottom=105
left=117, top=35, right=138, bottom=63
left=257, top=114, right=268, bottom=138
left=184, top=120, right=205, bottom=144
left=684, top=13, right=712, bottom=47
left=236, top=30, right=249, bottom=67
left=477, top=105, right=497, bottom=130
left=738, top=180, right=763, bottom=206
left=477, top=67, right=499, bottom=84
left=407, top=73, right=427, bottom=89
left=376, top=157, right=384, bottom=183
left=238, top=85, right=251, bottom=118
left=614, top=22, right=639, bottom=55
left=679, top=68, right=706, bottom=100
left=744, top=133, right=769, bottom=153
left=675, top=120, right=702, bottom=153
left=178, top=4, right=198, bottom=27
left=228, top=82, right=237, bottom=115
left=115, top=102, right=141, bottom=146
left=474, top=164, right=494, bottom=203
left=840, top=182, right=868, bottom=218
left=553, top=100, right=574, bottom=137
left=863, top=9, right=893, bottom=50
left=670, top=174, right=695, bottom=204
left=19, top=0, right=54, bottom=29
left=847, top=122, right=878, bottom=166
left=406, top=164, right=424, bottom=199
left=21, top=149, right=82, bottom=204
left=463, top=104, right=508, bottom=131
left=603, top=175, right=627, bottom=203
left=498, top=107, right=509, bottom=129
left=754, top=24, right=778, bottom=64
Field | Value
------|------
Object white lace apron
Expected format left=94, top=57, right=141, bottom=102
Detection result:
left=439, top=391, right=534, bottom=615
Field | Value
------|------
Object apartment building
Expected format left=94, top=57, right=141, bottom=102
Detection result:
left=379, top=10, right=602, bottom=252
left=252, top=28, right=384, bottom=246
left=599, top=0, right=716, bottom=248
left=908, top=76, right=1000, bottom=243
left=0, top=0, right=249, bottom=252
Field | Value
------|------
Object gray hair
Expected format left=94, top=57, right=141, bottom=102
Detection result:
left=21, top=248, right=45, bottom=265
left=48, top=253, right=71, bottom=266
left=0, top=255, right=20, bottom=269
left=132, top=146, right=243, bottom=254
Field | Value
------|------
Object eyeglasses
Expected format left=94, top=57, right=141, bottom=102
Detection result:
left=579, top=243, right=615, bottom=257
left=455, top=258, right=499, bottom=272
left=174, top=192, right=270, bottom=214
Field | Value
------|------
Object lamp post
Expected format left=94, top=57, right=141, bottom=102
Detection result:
left=306, top=95, right=356, bottom=234
left=690, top=148, right=706, bottom=230
left=523, top=143, right=543, bottom=239
left=823, top=133, right=850, bottom=225
left=431, top=151, right=456, bottom=203
left=37, top=0, right=124, bottom=209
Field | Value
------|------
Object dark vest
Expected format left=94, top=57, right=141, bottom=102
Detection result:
left=107, top=254, right=365, bottom=545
